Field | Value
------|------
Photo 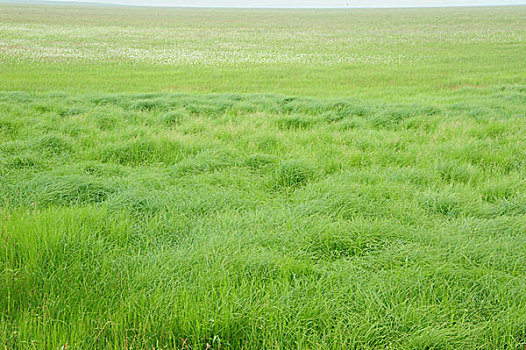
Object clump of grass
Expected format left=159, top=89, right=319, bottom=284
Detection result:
left=59, top=107, right=84, bottom=117
left=471, top=120, right=508, bottom=140
left=468, top=106, right=493, bottom=120
left=273, top=160, right=316, bottom=189
left=254, top=135, right=283, bottom=152
left=107, top=188, right=165, bottom=214
left=0, top=120, right=19, bottom=139
left=32, top=104, right=54, bottom=113
left=335, top=118, right=362, bottom=130
left=402, top=116, right=439, bottom=131
left=7, top=154, right=40, bottom=169
left=95, top=114, right=118, bottom=131
left=33, top=134, right=73, bottom=155
left=24, top=175, right=118, bottom=206
left=244, top=153, right=277, bottom=170
left=98, top=139, right=195, bottom=165
left=328, top=101, right=370, bottom=118
left=185, top=103, right=229, bottom=117
left=370, top=108, right=411, bottom=129
left=171, top=151, right=239, bottom=176
left=371, top=105, right=439, bottom=129
left=129, top=98, right=167, bottom=111
left=276, top=115, right=317, bottom=130
left=303, top=219, right=395, bottom=260
left=81, top=162, right=124, bottom=177
left=481, top=180, right=518, bottom=203
left=421, top=192, right=462, bottom=217
left=62, top=121, right=89, bottom=137
left=159, top=110, right=186, bottom=127
left=436, top=161, right=481, bottom=184
left=320, top=111, right=343, bottom=123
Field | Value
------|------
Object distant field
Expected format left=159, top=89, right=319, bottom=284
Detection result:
left=1, top=5, right=525, bottom=98
left=1, top=4, right=526, bottom=350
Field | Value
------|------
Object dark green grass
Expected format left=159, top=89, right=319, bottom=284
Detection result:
left=1, top=89, right=525, bottom=349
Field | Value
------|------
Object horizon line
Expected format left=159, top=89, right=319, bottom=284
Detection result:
left=3, top=0, right=526, bottom=9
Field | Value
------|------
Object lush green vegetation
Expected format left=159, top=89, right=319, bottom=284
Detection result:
left=2, top=88, right=525, bottom=349
left=1, top=3, right=525, bottom=349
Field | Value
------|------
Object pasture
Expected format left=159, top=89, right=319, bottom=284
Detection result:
left=0, top=4, right=525, bottom=349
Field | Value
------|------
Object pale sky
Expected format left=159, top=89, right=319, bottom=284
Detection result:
left=35, top=0, right=526, bottom=8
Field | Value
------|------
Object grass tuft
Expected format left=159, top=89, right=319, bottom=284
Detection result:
left=273, top=160, right=317, bottom=189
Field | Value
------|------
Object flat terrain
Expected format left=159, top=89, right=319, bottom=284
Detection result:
left=1, top=4, right=525, bottom=349
left=1, top=4, right=525, bottom=98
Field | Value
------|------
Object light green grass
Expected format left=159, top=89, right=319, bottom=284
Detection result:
left=1, top=5, right=525, bottom=98
left=1, top=4, right=526, bottom=349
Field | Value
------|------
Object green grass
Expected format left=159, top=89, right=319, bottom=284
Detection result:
left=1, top=4, right=526, bottom=349
left=1, top=89, right=525, bottom=349
left=1, top=5, right=525, bottom=98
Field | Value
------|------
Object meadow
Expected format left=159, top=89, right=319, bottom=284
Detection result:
left=1, top=3, right=526, bottom=349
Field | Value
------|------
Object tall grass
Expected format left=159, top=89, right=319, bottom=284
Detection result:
left=1, top=4, right=525, bottom=348
left=1, top=89, right=525, bottom=348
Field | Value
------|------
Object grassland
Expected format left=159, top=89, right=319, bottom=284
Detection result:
left=1, top=5, right=525, bottom=98
left=1, top=3, right=526, bottom=349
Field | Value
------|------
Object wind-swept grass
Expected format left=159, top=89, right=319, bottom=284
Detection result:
left=1, top=3, right=525, bottom=348
left=0, top=89, right=525, bottom=349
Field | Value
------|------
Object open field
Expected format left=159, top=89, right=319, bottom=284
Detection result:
left=1, top=5, right=525, bottom=98
left=1, top=3, right=526, bottom=349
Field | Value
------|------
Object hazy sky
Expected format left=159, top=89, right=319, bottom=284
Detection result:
left=40, top=0, right=526, bottom=8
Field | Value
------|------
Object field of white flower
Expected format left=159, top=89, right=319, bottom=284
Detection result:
left=1, top=5, right=524, bottom=96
